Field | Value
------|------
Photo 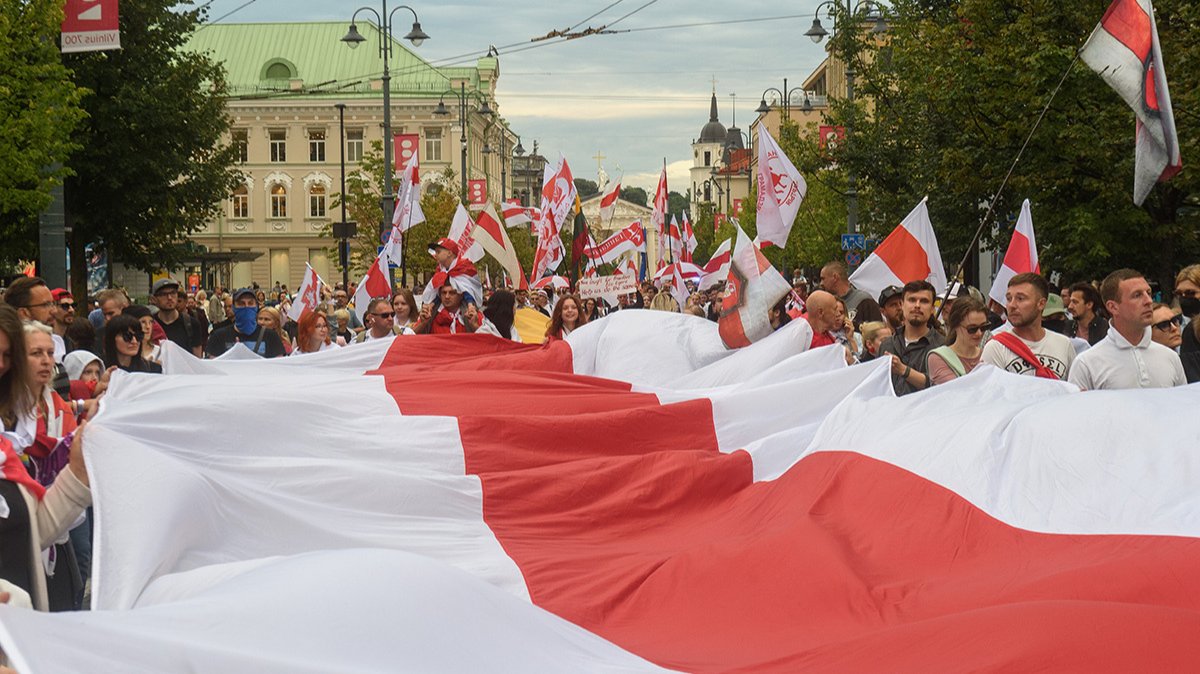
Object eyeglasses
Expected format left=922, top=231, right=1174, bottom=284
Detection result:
left=1152, top=315, right=1183, bottom=331
left=962, top=324, right=989, bottom=335
left=23, top=301, right=55, bottom=311
left=374, top=312, right=395, bottom=319
left=58, top=302, right=75, bottom=310
left=117, top=330, right=141, bottom=342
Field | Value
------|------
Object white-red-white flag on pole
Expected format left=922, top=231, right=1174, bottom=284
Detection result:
left=668, top=263, right=689, bottom=310
left=1080, top=0, right=1181, bottom=206
left=650, top=167, right=668, bottom=262
left=287, top=263, right=324, bottom=322
left=599, top=179, right=621, bottom=225
left=667, top=215, right=684, bottom=263
left=848, top=197, right=948, bottom=302
left=988, top=199, right=1040, bottom=307
left=474, top=204, right=527, bottom=291
left=616, top=257, right=638, bottom=280
left=682, top=212, right=697, bottom=262
left=529, top=155, right=576, bottom=283
left=718, top=224, right=791, bottom=349
left=754, top=122, right=807, bottom=248
left=447, top=203, right=484, bottom=263
left=383, top=153, right=425, bottom=264
left=351, top=252, right=392, bottom=323
left=699, top=237, right=733, bottom=290
left=502, top=200, right=540, bottom=229
left=586, top=221, right=646, bottom=265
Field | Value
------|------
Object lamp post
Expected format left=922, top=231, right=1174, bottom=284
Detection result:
left=433, top=83, right=494, bottom=201
left=333, top=103, right=356, bottom=289
left=341, top=2, right=429, bottom=285
left=754, top=77, right=813, bottom=120
left=512, top=137, right=526, bottom=202
left=802, top=0, right=887, bottom=235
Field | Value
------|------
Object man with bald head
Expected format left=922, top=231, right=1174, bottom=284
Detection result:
left=803, top=290, right=842, bottom=349
left=878, top=279, right=945, bottom=395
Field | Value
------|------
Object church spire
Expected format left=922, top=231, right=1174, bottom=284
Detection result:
left=709, top=92, right=719, bottom=123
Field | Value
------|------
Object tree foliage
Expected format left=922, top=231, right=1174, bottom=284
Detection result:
left=824, top=0, right=1199, bottom=288
left=0, top=0, right=86, bottom=266
left=63, top=0, right=242, bottom=291
left=574, top=178, right=599, bottom=199
left=620, top=186, right=648, bottom=206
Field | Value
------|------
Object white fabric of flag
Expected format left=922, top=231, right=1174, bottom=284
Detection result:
left=848, top=197, right=947, bottom=302
left=753, top=122, right=807, bottom=248
left=286, top=263, right=323, bottom=322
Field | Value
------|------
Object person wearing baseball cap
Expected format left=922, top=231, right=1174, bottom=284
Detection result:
left=205, top=288, right=286, bottom=358
left=151, top=278, right=203, bottom=357
left=877, top=285, right=904, bottom=331
left=427, top=238, right=461, bottom=266
left=49, top=288, right=76, bottom=353
left=414, top=238, right=484, bottom=334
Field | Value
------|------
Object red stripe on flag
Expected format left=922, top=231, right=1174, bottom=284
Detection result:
left=1002, top=229, right=1034, bottom=273
left=1101, top=0, right=1152, bottom=62
left=873, top=224, right=931, bottom=283
left=377, top=346, right=1200, bottom=672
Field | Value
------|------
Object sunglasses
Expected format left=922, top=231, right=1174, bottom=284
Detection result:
left=118, top=330, right=141, bottom=342
left=1153, top=315, right=1183, bottom=331
left=58, top=302, right=75, bottom=310
left=962, top=324, right=989, bottom=335
left=374, top=312, right=395, bottom=319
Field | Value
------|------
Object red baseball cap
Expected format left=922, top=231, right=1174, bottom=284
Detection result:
left=427, top=238, right=460, bottom=257
left=51, top=288, right=72, bottom=301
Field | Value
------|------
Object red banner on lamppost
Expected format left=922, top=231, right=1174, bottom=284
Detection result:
left=468, top=180, right=487, bottom=205
left=61, top=0, right=121, bottom=53
left=393, top=133, right=419, bottom=170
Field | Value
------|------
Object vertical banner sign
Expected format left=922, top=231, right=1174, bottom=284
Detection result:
left=394, top=133, right=419, bottom=170
left=61, top=0, right=121, bottom=53
left=468, top=180, right=487, bottom=205
left=732, top=198, right=743, bottom=217
left=818, top=125, right=846, bottom=153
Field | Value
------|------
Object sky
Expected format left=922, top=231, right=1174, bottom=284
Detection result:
left=194, top=0, right=831, bottom=193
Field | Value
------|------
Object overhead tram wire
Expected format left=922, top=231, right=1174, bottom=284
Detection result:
left=198, top=0, right=260, bottom=31
left=603, top=0, right=661, bottom=29
left=568, top=0, right=628, bottom=32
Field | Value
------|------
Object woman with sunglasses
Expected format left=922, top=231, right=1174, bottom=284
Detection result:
left=1149, top=303, right=1183, bottom=351
left=102, top=314, right=162, bottom=374
left=927, top=296, right=989, bottom=385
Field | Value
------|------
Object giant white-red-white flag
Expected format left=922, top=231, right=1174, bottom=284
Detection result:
left=474, top=204, right=527, bottom=291
left=351, top=252, right=392, bottom=322
left=699, top=237, right=733, bottom=290
left=718, top=223, right=791, bottom=349
left=1080, top=0, right=1181, bottom=206
left=599, top=179, right=621, bottom=224
left=586, top=221, right=646, bottom=265
left=849, top=197, right=948, bottom=302
left=988, top=199, right=1040, bottom=307
left=286, top=263, right=324, bottom=322
left=446, top=203, right=485, bottom=263
left=754, top=122, right=807, bottom=248
left=31, top=311, right=1200, bottom=673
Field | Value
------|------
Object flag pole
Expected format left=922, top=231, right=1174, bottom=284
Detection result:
left=937, top=54, right=1079, bottom=320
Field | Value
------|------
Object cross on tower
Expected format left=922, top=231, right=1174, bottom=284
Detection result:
left=711, top=75, right=717, bottom=94
left=592, top=151, right=606, bottom=171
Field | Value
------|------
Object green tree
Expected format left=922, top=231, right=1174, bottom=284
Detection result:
left=828, top=0, right=1199, bottom=289
left=0, top=0, right=86, bottom=267
left=63, top=0, right=241, bottom=295
left=621, top=186, right=648, bottom=206
left=574, top=178, right=599, bottom=199
left=667, top=190, right=689, bottom=218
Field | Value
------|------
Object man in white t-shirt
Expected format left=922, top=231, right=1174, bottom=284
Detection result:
left=981, top=272, right=1075, bottom=379
left=1068, top=269, right=1186, bottom=390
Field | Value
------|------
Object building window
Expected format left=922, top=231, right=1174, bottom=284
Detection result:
left=270, top=184, right=287, bottom=218
left=232, top=129, right=248, bottom=163
left=308, top=130, right=326, bottom=163
left=309, top=184, right=326, bottom=218
left=231, top=184, right=249, bottom=218
left=424, top=128, right=442, bottom=162
left=265, top=62, right=291, bottom=80
left=269, top=130, right=286, bottom=162
left=346, top=129, right=363, bottom=163
left=704, top=150, right=711, bottom=167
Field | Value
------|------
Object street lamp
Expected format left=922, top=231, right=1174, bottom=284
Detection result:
left=433, top=82, right=494, bottom=200
left=804, top=0, right=888, bottom=235
left=341, top=2, right=429, bottom=286
left=755, top=77, right=812, bottom=120
left=333, top=103, right=358, bottom=290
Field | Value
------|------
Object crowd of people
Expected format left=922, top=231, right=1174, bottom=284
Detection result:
left=0, top=252, right=1195, bottom=618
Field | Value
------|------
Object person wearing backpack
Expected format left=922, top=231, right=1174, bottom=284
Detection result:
left=928, top=296, right=989, bottom=385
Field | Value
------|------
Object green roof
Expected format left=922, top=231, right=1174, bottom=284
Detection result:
left=185, top=22, right=486, bottom=100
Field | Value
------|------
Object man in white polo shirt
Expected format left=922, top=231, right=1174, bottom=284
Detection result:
left=1068, top=268, right=1186, bottom=390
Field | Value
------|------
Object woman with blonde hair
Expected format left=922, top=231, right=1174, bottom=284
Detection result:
left=257, top=307, right=291, bottom=355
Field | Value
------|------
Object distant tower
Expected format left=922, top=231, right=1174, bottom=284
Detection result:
left=690, top=91, right=727, bottom=216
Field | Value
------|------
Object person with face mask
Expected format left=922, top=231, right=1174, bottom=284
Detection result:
left=204, top=288, right=286, bottom=359
left=1175, top=264, right=1200, bottom=383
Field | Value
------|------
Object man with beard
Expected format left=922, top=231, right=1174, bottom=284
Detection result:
left=982, top=273, right=1074, bottom=379
left=1066, top=282, right=1108, bottom=346
left=878, top=280, right=944, bottom=395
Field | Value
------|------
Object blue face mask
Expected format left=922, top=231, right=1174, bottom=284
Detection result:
left=234, top=305, right=259, bottom=334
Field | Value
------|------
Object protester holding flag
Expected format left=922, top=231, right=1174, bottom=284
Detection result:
left=414, top=284, right=480, bottom=336
left=927, top=296, right=989, bottom=385
left=545, top=295, right=587, bottom=341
